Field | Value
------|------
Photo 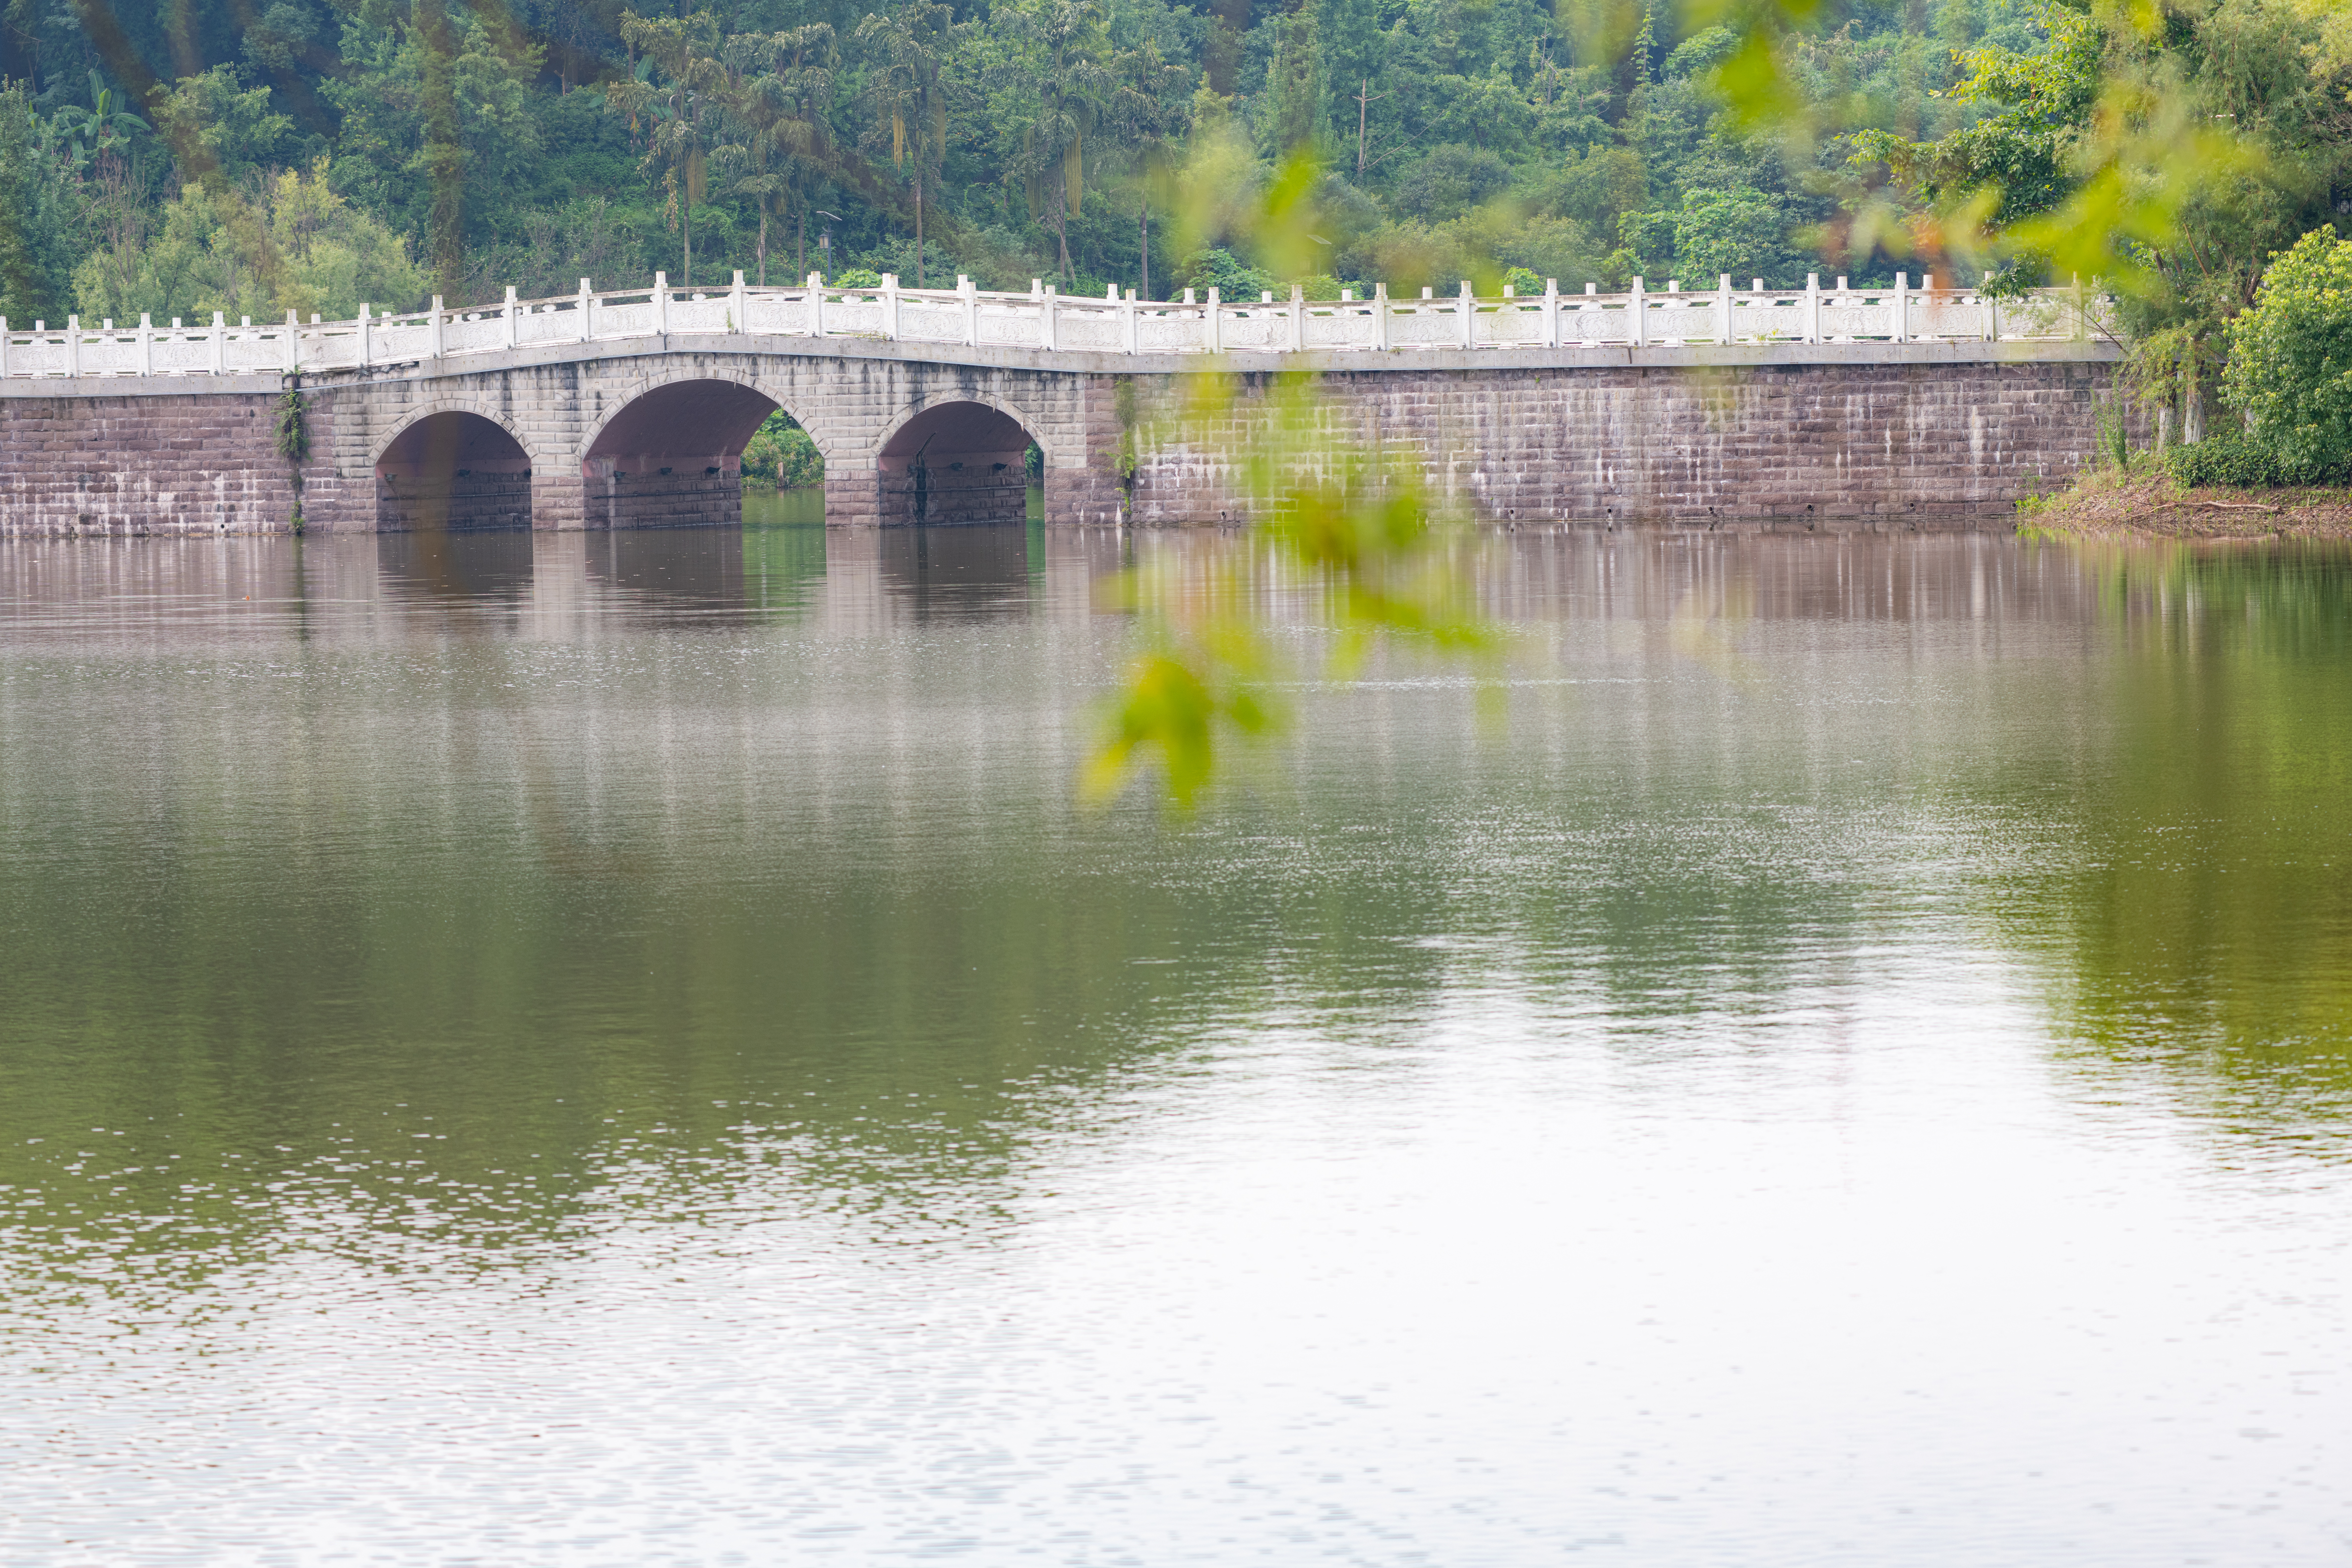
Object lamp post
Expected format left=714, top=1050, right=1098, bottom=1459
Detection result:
left=816, top=210, right=840, bottom=283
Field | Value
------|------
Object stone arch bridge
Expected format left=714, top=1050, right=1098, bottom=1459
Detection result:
left=0, top=274, right=2121, bottom=536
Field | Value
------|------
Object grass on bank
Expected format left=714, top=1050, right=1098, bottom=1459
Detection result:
left=2018, top=461, right=2352, bottom=541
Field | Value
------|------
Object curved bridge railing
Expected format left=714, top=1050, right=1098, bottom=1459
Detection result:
left=0, top=270, right=2113, bottom=380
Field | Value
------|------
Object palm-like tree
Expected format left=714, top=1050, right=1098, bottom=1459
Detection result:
left=718, top=24, right=837, bottom=286
left=855, top=0, right=959, bottom=287
left=611, top=10, right=727, bottom=285
left=51, top=71, right=150, bottom=185
left=991, top=0, right=1118, bottom=285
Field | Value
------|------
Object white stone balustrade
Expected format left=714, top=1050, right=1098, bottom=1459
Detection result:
left=0, top=269, right=2112, bottom=380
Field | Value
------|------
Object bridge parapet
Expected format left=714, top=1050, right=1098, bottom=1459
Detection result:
left=0, top=269, right=2113, bottom=382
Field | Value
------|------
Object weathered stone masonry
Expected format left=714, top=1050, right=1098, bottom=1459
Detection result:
left=1120, top=358, right=2125, bottom=528
left=0, top=335, right=2123, bottom=537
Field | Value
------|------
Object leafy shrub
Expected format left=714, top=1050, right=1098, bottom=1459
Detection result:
left=2222, top=225, right=2352, bottom=482
left=1492, top=216, right=1603, bottom=288
left=2164, top=431, right=2281, bottom=487
left=1672, top=187, right=1792, bottom=286
left=1663, top=25, right=1742, bottom=77
left=1180, top=247, right=1274, bottom=300
left=1391, top=144, right=1510, bottom=222
left=1502, top=266, right=1542, bottom=294
left=742, top=411, right=823, bottom=489
left=1614, top=209, right=1677, bottom=273
left=830, top=267, right=884, bottom=289
left=2165, top=430, right=2346, bottom=488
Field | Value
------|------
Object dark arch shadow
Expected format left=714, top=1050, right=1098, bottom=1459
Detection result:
left=878, top=401, right=1035, bottom=528
left=583, top=381, right=785, bottom=530
left=376, top=412, right=532, bottom=533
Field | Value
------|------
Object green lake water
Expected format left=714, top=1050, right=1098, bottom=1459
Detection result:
left=2, top=511, right=2348, bottom=1564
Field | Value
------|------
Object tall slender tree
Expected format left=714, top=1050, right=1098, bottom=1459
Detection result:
left=856, top=0, right=957, bottom=287
left=610, top=9, right=725, bottom=285
left=719, top=23, right=837, bottom=286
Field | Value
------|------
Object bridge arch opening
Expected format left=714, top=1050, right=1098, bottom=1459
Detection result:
left=376, top=411, right=532, bottom=532
left=584, top=379, right=795, bottom=529
left=878, top=400, right=1036, bottom=528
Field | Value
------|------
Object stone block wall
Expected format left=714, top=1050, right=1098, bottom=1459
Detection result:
left=1114, top=360, right=2122, bottom=529
left=0, top=340, right=2127, bottom=538
left=600, top=473, right=744, bottom=530
left=0, top=386, right=329, bottom=537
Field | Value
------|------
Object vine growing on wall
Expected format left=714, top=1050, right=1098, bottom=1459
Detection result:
left=276, top=380, right=309, bottom=534
left=1113, top=374, right=1138, bottom=520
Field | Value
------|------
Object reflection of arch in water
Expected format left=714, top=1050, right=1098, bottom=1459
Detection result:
left=374, top=407, right=536, bottom=533
left=875, top=395, right=1041, bottom=528
left=581, top=375, right=824, bottom=530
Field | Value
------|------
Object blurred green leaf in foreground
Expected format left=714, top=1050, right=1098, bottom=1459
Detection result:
left=1085, top=141, right=1501, bottom=812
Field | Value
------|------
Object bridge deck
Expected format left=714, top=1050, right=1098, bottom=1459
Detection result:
left=0, top=272, right=2113, bottom=387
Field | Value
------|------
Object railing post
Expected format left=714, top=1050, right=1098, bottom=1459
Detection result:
left=211, top=311, right=227, bottom=374
left=1629, top=279, right=1646, bottom=348
left=1891, top=273, right=1907, bottom=344
left=1042, top=283, right=1057, bottom=351
left=281, top=309, right=297, bottom=373
left=357, top=303, right=372, bottom=368
left=1716, top=275, right=1733, bottom=344
left=1205, top=288, right=1219, bottom=353
left=137, top=312, right=153, bottom=375
left=0, top=317, right=9, bottom=379
left=882, top=272, right=899, bottom=340
left=1458, top=279, right=1474, bottom=350
left=731, top=269, right=747, bottom=334
left=653, top=272, right=668, bottom=336
left=1805, top=274, right=1821, bottom=344
left=1291, top=283, right=1305, bottom=353
left=2071, top=273, right=2085, bottom=340
left=1982, top=272, right=1997, bottom=342
left=961, top=275, right=977, bottom=346
left=1374, top=282, right=1389, bottom=350
left=578, top=279, right=594, bottom=341
left=1543, top=278, right=1560, bottom=349
left=65, top=315, right=80, bottom=378
left=808, top=272, right=825, bottom=338
left=1124, top=288, right=1139, bottom=354
left=430, top=296, right=445, bottom=360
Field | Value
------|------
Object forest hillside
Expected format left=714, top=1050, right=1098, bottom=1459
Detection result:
left=0, top=0, right=2345, bottom=368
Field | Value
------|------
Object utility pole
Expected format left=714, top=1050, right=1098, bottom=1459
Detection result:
left=1354, top=79, right=1388, bottom=180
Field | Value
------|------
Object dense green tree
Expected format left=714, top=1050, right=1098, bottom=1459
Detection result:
left=0, top=79, right=75, bottom=321
left=73, top=158, right=427, bottom=322
left=2217, top=225, right=2352, bottom=482
left=1856, top=0, right=2352, bottom=429
left=325, top=6, right=543, bottom=297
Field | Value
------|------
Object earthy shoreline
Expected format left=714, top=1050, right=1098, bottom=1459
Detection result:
left=2021, top=473, right=2352, bottom=541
